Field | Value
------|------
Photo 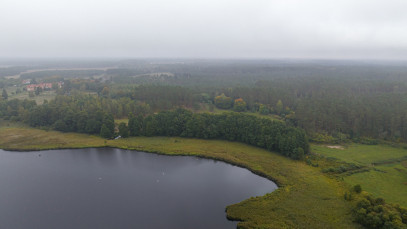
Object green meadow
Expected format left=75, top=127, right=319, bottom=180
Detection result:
left=312, top=143, right=407, bottom=207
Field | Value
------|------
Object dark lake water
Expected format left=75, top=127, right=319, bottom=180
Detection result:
left=0, top=148, right=277, bottom=229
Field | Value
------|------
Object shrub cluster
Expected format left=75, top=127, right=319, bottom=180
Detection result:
left=355, top=195, right=407, bottom=228
left=322, top=163, right=362, bottom=174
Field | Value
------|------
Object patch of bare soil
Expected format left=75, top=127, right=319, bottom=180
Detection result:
left=326, top=145, right=344, bottom=150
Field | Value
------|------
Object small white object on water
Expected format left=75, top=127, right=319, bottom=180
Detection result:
left=98, top=177, right=102, bottom=180
left=156, top=179, right=160, bottom=183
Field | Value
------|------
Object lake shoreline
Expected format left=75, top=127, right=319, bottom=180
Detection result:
left=1, top=145, right=282, bottom=187
left=0, top=126, right=360, bottom=228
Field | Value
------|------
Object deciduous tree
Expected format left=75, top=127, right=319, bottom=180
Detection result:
left=233, top=98, right=247, bottom=112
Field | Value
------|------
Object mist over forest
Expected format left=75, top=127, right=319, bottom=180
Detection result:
left=2, top=58, right=407, bottom=143
left=2, top=0, right=407, bottom=228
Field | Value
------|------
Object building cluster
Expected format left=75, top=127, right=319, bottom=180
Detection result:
left=22, top=79, right=31, bottom=84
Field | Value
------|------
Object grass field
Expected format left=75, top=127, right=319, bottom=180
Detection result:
left=0, top=122, right=360, bottom=229
left=5, top=86, right=57, bottom=105
left=344, top=163, right=407, bottom=206
left=312, top=144, right=407, bottom=165
left=311, top=143, right=407, bottom=207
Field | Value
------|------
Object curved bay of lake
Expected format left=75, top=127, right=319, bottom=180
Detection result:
left=0, top=148, right=277, bottom=229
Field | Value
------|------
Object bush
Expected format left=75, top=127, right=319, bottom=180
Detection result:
left=292, top=147, right=305, bottom=160
left=344, top=192, right=353, bottom=201
left=354, top=195, right=407, bottom=229
left=354, top=184, right=362, bottom=193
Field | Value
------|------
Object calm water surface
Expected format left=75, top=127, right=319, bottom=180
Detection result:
left=0, top=148, right=277, bottom=229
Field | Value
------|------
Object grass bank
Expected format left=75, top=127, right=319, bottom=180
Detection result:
left=0, top=124, right=360, bottom=228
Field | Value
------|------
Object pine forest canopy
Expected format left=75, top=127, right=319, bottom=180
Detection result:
left=1, top=59, right=407, bottom=144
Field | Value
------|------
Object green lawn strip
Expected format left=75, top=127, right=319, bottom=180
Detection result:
left=0, top=127, right=360, bottom=228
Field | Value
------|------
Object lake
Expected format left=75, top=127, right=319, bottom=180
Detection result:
left=0, top=148, right=277, bottom=229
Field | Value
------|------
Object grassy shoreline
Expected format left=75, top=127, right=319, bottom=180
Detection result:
left=0, top=125, right=360, bottom=228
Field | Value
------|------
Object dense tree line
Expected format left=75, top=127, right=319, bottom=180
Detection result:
left=128, top=109, right=309, bottom=159
left=26, top=96, right=115, bottom=137
left=0, top=98, right=36, bottom=121
left=0, top=94, right=309, bottom=160
left=0, top=94, right=151, bottom=138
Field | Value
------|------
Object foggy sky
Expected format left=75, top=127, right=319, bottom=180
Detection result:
left=1, top=0, right=407, bottom=59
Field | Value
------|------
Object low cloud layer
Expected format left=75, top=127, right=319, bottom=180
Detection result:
left=1, top=0, right=407, bottom=59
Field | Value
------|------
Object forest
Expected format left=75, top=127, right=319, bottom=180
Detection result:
left=0, top=94, right=308, bottom=159
left=2, top=59, right=407, bottom=144
left=1, top=59, right=407, bottom=228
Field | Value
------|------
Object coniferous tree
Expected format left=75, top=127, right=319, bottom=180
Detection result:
left=100, top=124, right=112, bottom=139
left=276, top=100, right=283, bottom=115
left=118, top=122, right=129, bottom=138
left=35, top=87, right=42, bottom=96
left=101, top=113, right=114, bottom=138
left=2, top=89, right=8, bottom=100
left=128, top=113, right=144, bottom=136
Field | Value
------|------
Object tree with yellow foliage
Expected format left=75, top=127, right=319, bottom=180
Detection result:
left=214, top=93, right=233, bottom=109
left=233, top=98, right=247, bottom=112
